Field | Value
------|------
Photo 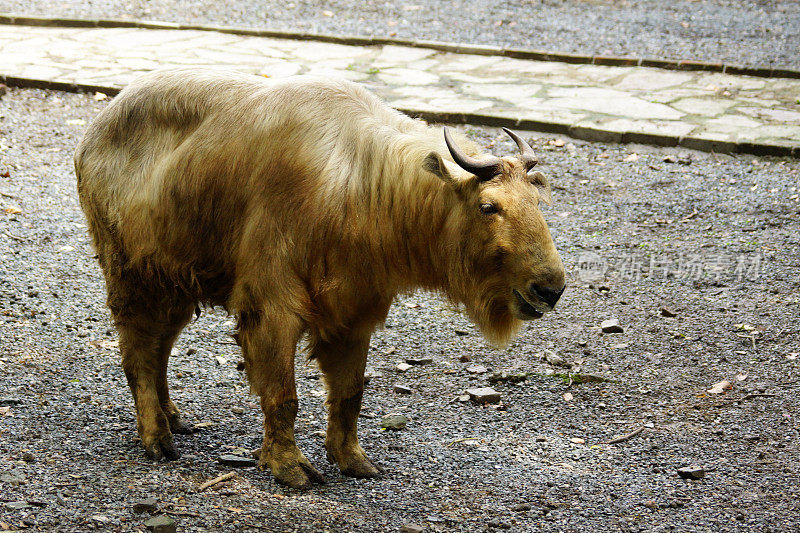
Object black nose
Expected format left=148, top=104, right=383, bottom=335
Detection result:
left=530, top=283, right=565, bottom=307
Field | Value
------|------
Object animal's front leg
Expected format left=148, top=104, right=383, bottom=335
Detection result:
left=239, top=311, right=325, bottom=489
left=312, top=331, right=384, bottom=478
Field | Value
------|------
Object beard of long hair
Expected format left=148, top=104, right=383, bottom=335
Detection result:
left=457, top=277, right=522, bottom=348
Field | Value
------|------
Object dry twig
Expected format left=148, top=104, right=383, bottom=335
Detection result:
left=198, top=472, right=235, bottom=491
left=2, top=231, right=23, bottom=242
left=605, top=426, right=645, bottom=445
left=446, top=437, right=480, bottom=447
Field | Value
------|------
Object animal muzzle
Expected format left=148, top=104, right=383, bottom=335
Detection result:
left=511, top=282, right=565, bottom=320
left=529, top=283, right=565, bottom=308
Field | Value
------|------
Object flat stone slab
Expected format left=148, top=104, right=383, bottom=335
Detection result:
left=466, top=387, right=501, bottom=404
left=217, top=454, right=257, bottom=467
left=0, top=23, right=798, bottom=155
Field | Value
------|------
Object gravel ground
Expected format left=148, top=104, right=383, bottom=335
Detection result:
left=1, top=87, right=800, bottom=532
left=1, top=0, right=798, bottom=70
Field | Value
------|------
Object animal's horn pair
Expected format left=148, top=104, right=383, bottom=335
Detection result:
left=443, top=127, right=538, bottom=181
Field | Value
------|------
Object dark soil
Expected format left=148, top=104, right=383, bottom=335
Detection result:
left=1, top=0, right=798, bottom=70
left=1, top=87, right=799, bottom=532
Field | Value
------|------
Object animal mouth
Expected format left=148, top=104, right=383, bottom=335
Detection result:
left=512, top=290, right=544, bottom=320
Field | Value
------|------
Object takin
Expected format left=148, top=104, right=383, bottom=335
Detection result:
left=74, top=68, right=566, bottom=489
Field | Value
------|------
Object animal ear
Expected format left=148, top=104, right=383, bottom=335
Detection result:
left=530, top=170, right=552, bottom=206
left=423, top=151, right=455, bottom=184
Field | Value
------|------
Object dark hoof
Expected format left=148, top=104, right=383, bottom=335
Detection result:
left=169, top=417, right=196, bottom=435
left=143, top=436, right=180, bottom=461
left=341, top=458, right=384, bottom=479
left=269, top=460, right=326, bottom=489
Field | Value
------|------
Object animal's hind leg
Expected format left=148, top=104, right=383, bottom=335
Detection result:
left=154, top=304, right=195, bottom=435
left=239, top=308, right=325, bottom=489
left=118, top=319, right=180, bottom=461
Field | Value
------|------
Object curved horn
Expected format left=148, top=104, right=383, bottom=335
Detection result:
left=443, top=127, right=502, bottom=181
left=502, top=128, right=538, bottom=171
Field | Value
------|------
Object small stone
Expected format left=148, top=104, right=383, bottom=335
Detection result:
left=393, top=384, right=413, bottom=394
left=0, top=470, right=26, bottom=485
left=677, top=466, right=706, bottom=480
left=381, top=414, right=408, bottom=430
left=661, top=307, right=678, bottom=317
left=466, top=387, right=501, bottom=404
left=543, top=350, right=568, bottom=367
left=217, top=454, right=257, bottom=467
left=467, top=365, right=487, bottom=374
left=4, top=501, right=30, bottom=511
left=569, top=437, right=585, bottom=444
left=400, top=524, right=424, bottom=533
left=744, top=434, right=761, bottom=441
left=405, top=357, right=433, bottom=365
left=512, top=503, right=531, bottom=512
left=643, top=500, right=658, bottom=510
left=144, top=515, right=176, bottom=533
left=364, top=367, right=383, bottom=383
left=535, top=435, right=547, bottom=442
left=662, top=155, right=677, bottom=163
left=0, top=398, right=22, bottom=406
left=231, top=407, right=244, bottom=415
left=600, top=319, right=624, bottom=333
left=0, top=84, right=7, bottom=97
left=458, top=354, right=472, bottom=362
left=186, top=348, right=197, bottom=355
left=21, top=452, right=35, bottom=463
left=396, top=362, right=412, bottom=372
left=457, top=394, right=470, bottom=402
left=455, top=329, right=469, bottom=336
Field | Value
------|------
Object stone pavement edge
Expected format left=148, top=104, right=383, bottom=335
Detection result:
left=0, top=20, right=798, bottom=157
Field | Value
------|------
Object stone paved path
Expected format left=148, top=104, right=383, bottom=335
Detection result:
left=1, top=24, right=799, bottom=155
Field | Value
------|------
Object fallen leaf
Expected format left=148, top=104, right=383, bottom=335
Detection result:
left=57, top=246, right=74, bottom=253
left=624, top=153, right=639, bottom=162
left=707, top=380, right=732, bottom=394
left=3, top=206, right=21, bottom=214
left=735, top=373, right=748, bottom=382
left=94, top=92, right=107, bottom=101
left=787, top=353, right=798, bottom=361
left=404, top=302, right=420, bottom=308
left=550, top=138, right=565, bottom=147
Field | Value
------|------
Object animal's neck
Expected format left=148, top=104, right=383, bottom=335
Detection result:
left=375, top=162, right=464, bottom=297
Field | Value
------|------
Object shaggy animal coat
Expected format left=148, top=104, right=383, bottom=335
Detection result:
left=75, top=69, right=564, bottom=488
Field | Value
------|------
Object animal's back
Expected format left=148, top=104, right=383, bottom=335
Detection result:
left=75, top=69, right=432, bottom=305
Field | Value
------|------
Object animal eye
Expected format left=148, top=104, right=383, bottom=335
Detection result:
left=479, top=203, right=498, bottom=215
